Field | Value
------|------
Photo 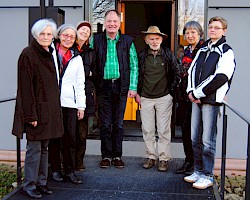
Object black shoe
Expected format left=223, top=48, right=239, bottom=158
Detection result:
left=22, top=188, right=42, bottom=199
left=37, top=185, right=52, bottom=194
left=64, top=173, right=83, bottom=184
left=175, top=162, right=193, bottom=174
left=185, top=164, right=194, bottom=175
left=52, top=172, right=63, bottom=182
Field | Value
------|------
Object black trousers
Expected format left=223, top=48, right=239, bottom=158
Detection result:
left=48, top=137, right=62, bottom=172
left=178, top=100, right=194, bottom=163
left=61, top=107, right=77, bottom=173
left=75, top=117, right=88, bottom=167
left=97, top=80, right=127, bottom=159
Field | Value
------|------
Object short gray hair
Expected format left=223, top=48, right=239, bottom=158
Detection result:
left=57, top=24, right=77, bottom=39
left=183, top=21, right=203, bottom=38
left=31, top=18, right=57, bottom=39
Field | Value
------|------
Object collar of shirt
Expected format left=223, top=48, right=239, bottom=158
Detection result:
left=208, top=38, right=220, bottom=50
left=147, top=47, right=162, bottom=56
left=106, top=32, right=120, bottom=41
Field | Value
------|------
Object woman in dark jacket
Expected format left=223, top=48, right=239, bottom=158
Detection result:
left=12, top=19, right=64, bottom=198
left=75, top=21, right=96, bottom=171
left=175, top=21, right=204, bottom=175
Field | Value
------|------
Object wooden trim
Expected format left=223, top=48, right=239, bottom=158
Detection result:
left=170, top=0, right=175, bottom=51
left=0, top=150, right=246, bottom=175
left=214, top=158, right=246, bottom=176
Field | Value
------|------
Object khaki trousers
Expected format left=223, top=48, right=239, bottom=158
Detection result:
left=141, top=94, right=173, bottom=161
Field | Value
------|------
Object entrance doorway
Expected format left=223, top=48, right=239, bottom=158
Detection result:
left=122, top=1, right=173, bottom=52
left=116, top=1, right=180, bottom=140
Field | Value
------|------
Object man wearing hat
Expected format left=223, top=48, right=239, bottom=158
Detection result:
left=135, top=26, right=180, bottom=172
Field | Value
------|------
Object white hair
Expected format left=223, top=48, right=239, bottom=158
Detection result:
left=31, top=18, right=57, bottom=39
left=57, top=24, right=77, bottom=39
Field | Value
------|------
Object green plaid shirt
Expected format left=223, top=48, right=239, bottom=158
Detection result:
left=91, top=33, right=138, bottom=91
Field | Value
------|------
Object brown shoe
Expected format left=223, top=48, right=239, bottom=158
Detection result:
left=76, top=163, right=85, bottom=172
left=100, top=158, right=111, bottom=168
left=158, top=160, right=168, bottom=172
left=111, top=157, right=125, bottom=168
left=143, top=159, right=156, bottom=169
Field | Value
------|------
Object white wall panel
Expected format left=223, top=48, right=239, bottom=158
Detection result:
left=0, top=8, right=29, bottom=150
left=208, top=0, right=250, bottom=7
left=208, top=7, right=250, bottom=159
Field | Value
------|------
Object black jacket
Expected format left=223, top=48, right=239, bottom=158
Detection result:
left=137, top=46, right=181, bottom=97
left=76, top=44, right=96, bottom=116
left=92, top=30, right=134, bottom=95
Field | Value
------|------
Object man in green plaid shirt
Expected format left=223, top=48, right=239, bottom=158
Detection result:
left=91, top=10, right=138, bottom=169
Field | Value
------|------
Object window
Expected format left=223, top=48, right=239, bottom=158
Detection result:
left=177, top=0, right=205, bottom=46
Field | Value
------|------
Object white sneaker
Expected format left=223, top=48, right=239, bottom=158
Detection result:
left=192, top=177, right=213, bottom=189
left=184, top=172, right=200, bottom=183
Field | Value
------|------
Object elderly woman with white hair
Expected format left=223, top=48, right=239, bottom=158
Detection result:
left=48, top=24, right=85, bottom=184
left=12, top=19, right=64, bottom=198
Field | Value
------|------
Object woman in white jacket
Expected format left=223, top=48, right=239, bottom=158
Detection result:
left=49, top=24, right=85, bottom=184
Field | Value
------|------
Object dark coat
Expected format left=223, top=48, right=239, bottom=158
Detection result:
left=137, top=46, right=181, bottom=97
left=12, top=39, right=64, bottom=140
left=76, top=43, right=96, bottom=116
left=92, top=30, right=134, bottom=95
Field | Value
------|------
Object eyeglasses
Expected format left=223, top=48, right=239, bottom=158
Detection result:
left=60, top=33, right=76, bottom=40
left=208, top=26, right=224, bottom=30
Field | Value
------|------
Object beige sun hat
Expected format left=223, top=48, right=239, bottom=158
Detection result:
left=141, top=26, right=168, bottom=39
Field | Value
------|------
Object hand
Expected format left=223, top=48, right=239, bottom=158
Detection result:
left=127, top=90, right=137, bottom=98
left=29, top=121, right=37, bottom=127
left=188, top=92, right=201, bottom=104
left=135, top=94, right=141, bottom=106
left=77, top=109, right=84, bottom=120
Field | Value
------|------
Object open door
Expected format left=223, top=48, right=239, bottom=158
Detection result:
left=117, top=0, right=176, bottom=51
left=117, top=0, right=178, bottom=138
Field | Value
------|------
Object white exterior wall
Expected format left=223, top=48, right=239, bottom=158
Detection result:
left=0, top=1, right=85, bottom=150
left=208, top=0, right=250, bottom=159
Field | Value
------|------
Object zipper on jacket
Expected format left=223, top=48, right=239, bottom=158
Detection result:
left=73, top=86, right=76, bottom=103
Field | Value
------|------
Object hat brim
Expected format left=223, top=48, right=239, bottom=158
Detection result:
left=141, top=31, right=168, bottom=39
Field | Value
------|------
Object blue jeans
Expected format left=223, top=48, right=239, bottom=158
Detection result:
left=191, top=103, right=220, bottom=176
left=97, top=80, right=127, bottom=159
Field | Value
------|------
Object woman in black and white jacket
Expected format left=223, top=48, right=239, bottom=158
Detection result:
left=184, top=16, right=236, bottom=190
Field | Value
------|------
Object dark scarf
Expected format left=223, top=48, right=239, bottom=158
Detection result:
left=178, top=39, right=204, bottom=100
left=77, top=43, right=89, bottom=54
left=181, top=39, right=204, bottom=78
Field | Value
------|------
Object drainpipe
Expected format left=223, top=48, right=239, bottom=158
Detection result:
left=49, top=0, right=54, bottom=7
left=40, top=0, right=46, bottom=18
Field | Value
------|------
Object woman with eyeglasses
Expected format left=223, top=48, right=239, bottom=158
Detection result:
left=175, top=21, right=204, bottom=175
left=184, top=16, right=236, bottom=189
left=49, top=24, right=85, bottom=184
left=12, top=19, right=64, bottom=198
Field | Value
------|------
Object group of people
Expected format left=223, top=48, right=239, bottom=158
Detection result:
left=12, top=8, right=236, bottom=199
